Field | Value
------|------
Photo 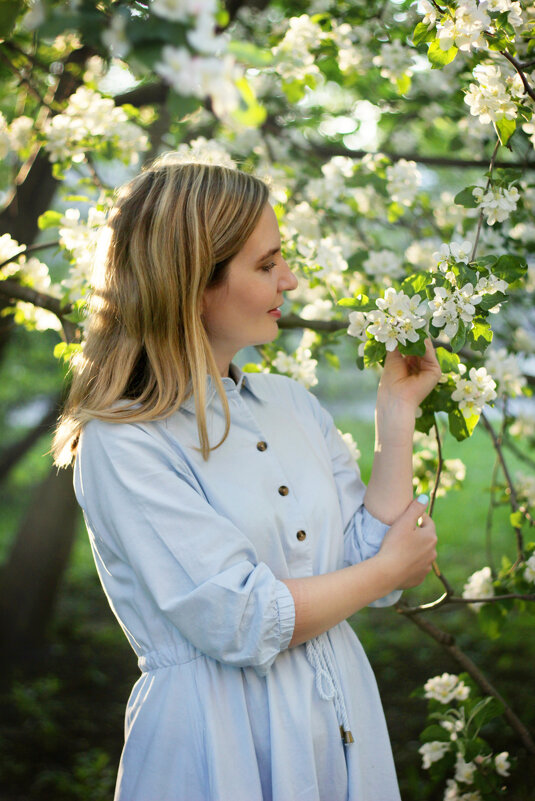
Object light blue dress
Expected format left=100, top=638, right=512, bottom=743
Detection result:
left=74, top=365, right=402, bottom=801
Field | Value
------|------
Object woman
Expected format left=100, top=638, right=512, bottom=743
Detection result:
left=54, top=155, right=439, bottom=801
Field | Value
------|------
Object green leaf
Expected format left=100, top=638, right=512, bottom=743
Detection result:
left=495, top=117, right=516, bottom=146
left=338, top=295, right=376, bottom=312
left=396, top=73, right=411, bottom=95
left=449, top=408, right=480, bottom=441
left=53, top=342, right=82, bottom=362
left=450, top=319, right=467, bottom=352
left=0, top=0, right=24, bottom=37
left=510, top=510, right=524, bottom=529
left=38, top=210, right=63, bottom=230
left=420, top=724, right=451, bottom=744
left=454, top=186, right=478, bottom=208
left=477, top=602, right=506, bottom=639
left=413, top=21, right=436, bottom=46
left=227, top=41, right=273, bottom=67
left=166, top=90, right=201, bottom=123
left=493, top=254, right=527, bottom=283
left=280, top=78, right=307, bottom=103
left=428, top=39, right=458, bottom=68
left=478, top=292, right=507, bottom=312
left=401, top=272, right=430, bottom=295
left=397, top=337, right=427, bottom=357
left=242, top=362, right=264, bottom=373
left=469, top=696, right=505, bottom=730
left=436, top=347, right=460, bottom=374
left=468, top=318, right=493, bottom=353
left=363, top=338, right=386, bottom=367
left=233, top=76, right=266, bottom=127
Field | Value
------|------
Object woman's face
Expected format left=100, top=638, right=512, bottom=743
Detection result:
left=203, top=204, right=298, bottom=376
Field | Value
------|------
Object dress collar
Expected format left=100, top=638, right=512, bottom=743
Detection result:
left=180, top=363, right=267, bottom=413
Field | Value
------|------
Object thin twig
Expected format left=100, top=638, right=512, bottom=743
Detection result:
left=0, top=49, right=53, bottom=111
left=428, top=418, right=454, bottom=593
left=480, top=411, right=524, bottom=560
left=399, top=590, right=535, bottom=613
left=470, top=138, right=500, bottom=263
left=500, top=51, right=535, bottom=103
left=0, top=278, right=78, bottom=343
left=397, top=606, right=535, bottom=756
left=0, top=240, right=60, bottom=272
left=486, top=455, right=500, bottom=571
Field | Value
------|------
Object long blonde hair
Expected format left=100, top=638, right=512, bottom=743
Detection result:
left=53, top=157, right=269, bottom=466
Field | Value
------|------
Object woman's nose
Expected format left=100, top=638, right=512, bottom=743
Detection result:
left=280, top=261, right=298, bottom=291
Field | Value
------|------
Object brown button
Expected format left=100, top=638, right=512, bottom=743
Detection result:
left=278, top=485, right=289, bottom=496
left=256, top=441, right=268, bottom=452
left=296, top=530, right=307, bottom=541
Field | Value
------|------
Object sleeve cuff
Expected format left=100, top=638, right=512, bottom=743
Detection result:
left=360, top=505, right=390, bottom=550
left=274, top=579, right=296, bottom=652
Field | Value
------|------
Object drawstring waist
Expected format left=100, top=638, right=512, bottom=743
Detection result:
left=305, top=634, right=354, bottom=745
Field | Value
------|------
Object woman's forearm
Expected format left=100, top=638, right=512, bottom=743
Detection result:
left=363, top=398, right=416, bottom=525
left=281, top=556, right=393, bottom=647
left=281, top=496, right=436, bottom=648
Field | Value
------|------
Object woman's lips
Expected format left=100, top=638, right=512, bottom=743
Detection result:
left=268, top=308, right=281, bottom=319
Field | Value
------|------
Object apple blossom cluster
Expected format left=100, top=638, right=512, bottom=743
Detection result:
left=59, top=207, right=108, bottom=300
left=43, top=87, right=149, bottom=166
left=484, top=348, right=527, bottom=397
left=429, top=283, right=482, bottom=338
left=451, top=366, right=497, bottom=418
left=155, top=48, right=240, bottom=118
left=413, top=438, right=466, bottom=499
left=472, top=183, right=520, bottom=225
left=347, top=288, right=427, bottom=351
left=437, top=0, right=490, bottom=52
left=272, top=15, right=325, bottom=82
left=424, top=673, right=470, bottom=704
left=464, top=62, right=521, bottom=127
left=362, top=250, right=404, bottom=280
left=0, top=113, right=33, bottom=159
left=385, top=159, right=422, bottom=207
left=372, top=40, right=414, bottom=85
left=516, top=472, right=535, bottom=510
left=462, top=565, right=495, bottom=608
left=272, top=336, right=318, bottom=388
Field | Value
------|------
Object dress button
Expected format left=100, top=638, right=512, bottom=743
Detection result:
left=278, top=485, right=289, bottom=496
left=256, top=441, right=268, bottom=451
left=296, top=530, right=307, bottom=541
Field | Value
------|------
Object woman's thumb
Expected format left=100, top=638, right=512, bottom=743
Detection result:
left=407, top=493, right=429, bottom=525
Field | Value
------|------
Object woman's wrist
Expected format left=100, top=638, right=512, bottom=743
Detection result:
left=375, top=399, right=416, bottom=448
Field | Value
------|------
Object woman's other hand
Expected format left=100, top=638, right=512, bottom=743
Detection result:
left=376, top=496, right=438, bottom=590
left=377, top=338, right=442, bottom=415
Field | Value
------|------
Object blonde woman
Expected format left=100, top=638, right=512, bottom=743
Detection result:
left=55, top=158, right=439, bottom=801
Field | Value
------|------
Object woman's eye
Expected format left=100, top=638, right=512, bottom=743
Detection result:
left=261, top=261, right=276, bottom=272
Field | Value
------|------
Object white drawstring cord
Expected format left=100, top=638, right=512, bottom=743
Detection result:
left=305, top=634, right=354, bottom=745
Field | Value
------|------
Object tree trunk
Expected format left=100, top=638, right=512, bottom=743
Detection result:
left=0, top=465, right=80, bottom=663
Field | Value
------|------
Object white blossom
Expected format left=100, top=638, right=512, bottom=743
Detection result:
left=43, top=87, right=149, bottom=165
left=524, top=554, right=535, bottom=583
left=455, top=754, right=476, bottom=784
left=8, top=116, right=33, bottom=151
left=419, top=0, right=439, bottom=28
left=101, top=13, right=130, bottom=58
left=494, top=751, right=511, bottom=777
left=18, top=256, right=53, bottom=293
left=462, top=565, right=495, bottom=607
left=347, top=311, right=367, bottom=340
left=472, top=184, right=519, bottom=225
left=0, top=112, right=11, bottom=158
left=386, top=159, right=421, bottom=206
left=59, top=207, right=108, bottom=299
left=272, top=15, right=324, bottom=81
left=155, top=47, right=240, bottom=117
left=437, top=1, right=491, bottom=52
left=516, top=472, right=535, bottom=509
left=151, top=0, right=217, bottom=22
left=272, top=341, right=318, bottom=388
left=440, top=718, right=465, bottom=742
left=314, top=237, right=348, bottom=276
left=301, top=298, right=334, bottom=320
left=170, top=136, right=235, bottom=168
left=484, top=348, right=527, bottom=397
left=474, top=273, right=507, bottom=295
left=429, top=284, right=482, bottom=338
left=373, top=40, right=414, bottom=85
left=419, top=741, right=451, bottom=769
left=363, top=250, right=404, bottom=279
left=338, top=429, right=361, bottom=461
left=0, top=233, right=24, bottom=276
left=487, top=0, right=523, bottom=28
left=452, top=366, right=497, bottom=418
left=465, top=63, right=518, bottom=125
left=424, top=673, right=471, bottom=704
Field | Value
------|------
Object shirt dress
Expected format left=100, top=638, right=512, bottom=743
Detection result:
left=74, top=364, right=403, bottom=801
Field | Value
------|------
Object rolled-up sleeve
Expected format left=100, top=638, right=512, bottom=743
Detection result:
left=75, top=420, right=295, bottom=675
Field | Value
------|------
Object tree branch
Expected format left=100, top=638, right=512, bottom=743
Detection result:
left=0, top=279, right=77, bottom=342
left=500, top=51, right=535, bottom=104
left=397, top=606, right=535, bottom=756
left=480, top=411, right=524, bottom=559
left=470, top=138, right=500, bottom=263
left=0, top=240, right=60, bottom=272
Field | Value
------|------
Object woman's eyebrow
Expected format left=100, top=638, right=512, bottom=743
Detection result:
left=255, top=245, right=281, bottom=264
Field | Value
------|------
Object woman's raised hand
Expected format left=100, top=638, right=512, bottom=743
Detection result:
left=376, top=496, right=438, bottom=590
left=377, top=338, right=442, bottom=414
